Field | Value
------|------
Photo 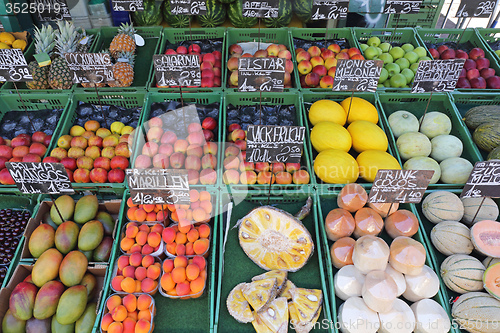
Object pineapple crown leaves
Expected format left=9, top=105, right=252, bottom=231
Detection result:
left=76, top=29, right=94, bottom=50
left=115, top=51, right=135, bottom=67
left=54, top=21, right=79, bottom=57
left=33, top=24, right=56, bottom=55
left=117, top=22, right=136, bottom=38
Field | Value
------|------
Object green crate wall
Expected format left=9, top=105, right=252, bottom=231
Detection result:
left=386, top=1, right=446, bottom=29
left=376, top=92, right=483, bottom=188
left=214, top=189, right=334, bottom=333
left=475, top=28, right=500, bottom=64
left=148, top=27, right=226, bottom=93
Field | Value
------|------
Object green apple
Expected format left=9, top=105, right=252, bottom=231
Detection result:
left=418, top=56, right=431, bottom=62
left=496, top=49, right=500, bottom=56
left=389, top=47, right=405, bottom=60
left=367, top=36, right=381, bottom=47
left=379, top=52, right=394, bottom=64
left=395, top=57, right=410, bottom=70
left=378, top=83, right=384, bottom=88
left=380, top=42, right=392, bottom=53
left=360, top=43, right=369, bottom=52
left=404, top=51, right=419, bottom=64
left=384, top=80, right=392, bottom=87
left=386, top=63, right=401, bottom=77
left=414, top=46, right=427, bottom=58
left=364, top=46, right=379, bottom=60
left=401, top=43, right=415, bottom=53
left=410, top=62, right=419, bottom=73
left=379, top=68, right=389, bottom=83
left=377, top=47, right=383, bottom=55
left=390, top=73, right=407, bottom=88
left=401, top=68, right=415, bottom=84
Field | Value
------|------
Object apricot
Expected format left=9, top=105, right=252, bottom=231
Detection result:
left=176, top=243, right=186, bottom=256
left=101, top=313, right=113, bottom=331
left=141, top=278, right=156, bottom=293
left=192, top=256, right=206, bottom=271
left=138, top=224, right=150, bottom=232
left=175, top=232, right=187, bottom=244
left=147, top=232, right=161, bottom=247
left=150, top=224, right=163, bottom=234
left=107, top=321, right=123, bottom=333
left=122, top=266, right=136, bottom=278
left=127, top=197, right=137, bottom=207
left=135, top=266, right=147, bottom=281
left=129, top=252, right=143, bottom=267
left=176, top=281, right=191, bottom=296
left=176, top=208, right=187, bottom=220
left=174, top=256, right=188, bottom=268
left=186, top=228, right=199, bottom=242
left=200, top=201, right=213, bottom=215
left=156, top=210, right=167, bottom=221
left=198, top=224, right=210, bottom=238
left=111, top=276, right=125, bottom=292
left=146, top=212, right=157, bottom=222
left=190, top=276, right=205, bottom=294
left=121, top=277, right=136, bottom=294
left=142, top=255, right=155, bottom=268
left=166, top=289, right=178, bottom=296
left=135, top=319, right=151, bottom=333
left=126, top=224, right=139, bottom=238
left=147, top=265, right=161, bottom=280
left=167, top=204, right=176, bottom=212
left=136, top=231, right=148, bottom=246
left=127, top=207, right=138, bottom=221
left=143, top=204, right=155, bottom=213
left=171, top=267, right=186, bottom=284
left=166, top=242, right=177, bottom=255
left=121, top=237, right=135, bottom=252
left=137, top=294, right=152, bottom=311
left=129, top=244, right=142, bottom=254
left=160, top=272, right=176, bottom=291
left=127, top=311, right=138, bottom=321
left=107, top=294, right=122, bottom=311
left=111, top=305, right=127, bottom=322
left=135, top=280, right=142, bottom=293
left=199, top=191, right=211, bottom=202
left=190, top=201, right=200, bottom=210
left=178, top=220, right=192, bottom=233
left=186, top=263, right=200, bottom=281
left=122, top=317, right=136, bottom=333
left=162, top=259, right=174, bottom=273
left=123, top=294, right=137, bottom=312
left=185, top=242, right=194, bottom=255
left=172, top=225, right=179, bottom=232
left=200, top=269, right=207, bottom=281
left=134, top=208, right=147, bottom=222
left=118, top=255, right=131, bottom=270
left=138, top=309, right=151, bottom=322
left=193, top=238, right=209, bottom=255
left=162, top=227, right=176, bottom=243
left=185, top=209, right=193, bottom=222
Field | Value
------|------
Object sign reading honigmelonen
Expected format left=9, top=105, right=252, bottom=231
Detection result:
left=0, top=49, right=32, bottom=82
left=238, top=57, right=286, bottom=92
left=6, top=162, right=74, bottom=194
left=311, top=0, right=349, bottom=20
left=65, top=52, right=114, bottom=84
left=153, top=54, right=201, bottom=87
left=411, top=59, right=465, bottom=93
left=332, top=59, right=383, bottom=92
left=383, top=0, right=422, bottom=14
left=461, top=160, right=500, bottom=198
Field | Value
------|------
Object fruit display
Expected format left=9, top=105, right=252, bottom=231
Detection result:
left=463, top=104, right=500, bottom=159
left=160, top=255, right=208, bottom=298
left=132, top=0, right=163, bottom=26
left=163, top=222, right=211, bottom=257
left=101, top=293, right=155, bottom=333
left=0, top=209, right=30, bottom=284
left=0, top=31, right=27, bottom=51
left=120, top=221, right=164, bottom=255
left=111, top=253, right=161, bottom=294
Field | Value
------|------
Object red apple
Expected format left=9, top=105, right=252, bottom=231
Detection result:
left=147, top=127, right=163, bottom=143
left=73, top=168, right=91, bottom=183
left=455, top=50, right=468, bottom=59
left=480, top=67, right=496, bottom=80
left=201, top=77, right=214, bottom=88
left=134, top=154, right=152, bottom=169
left=475, top=57, right=490, bottom=71
left=93, top=157, right=111, bottom=171
left=60, top=157, right=77, bottom=171
left=487, top=76, right=500, bottom=89
left=240, top=170, right=257, bottom=185
left=223, top=169, right=240, bottom=185
left=466, top=69, right=480, bottom=81
left=152, top=154, right=169, bottom=168
left=202, top=117, right=217, bottom=131
left=158, top=143, right=174, bottom=157
left=165, top=48, right=176, bottom=55
left=457, top=77, right=471, bottom=89
left=169, top=152, right=185, bottom=169
left=293, top=170, right=310, bottom=184
left=459, top=67, right=467, bottom=78
left=230, top=129, right=245, bottom=142
left=199, top=168, right=217, bottom=185
left=201, top=154, right=217, bottom=169
left=173, top=139, right=189, bottom=154
left=203, top=53, right=216, bottom=65
left=257, top=171, right=275, bottom=185
left=203, top=142, right=217, bottom=155
left=77, top=156, right=93, bottom=170
left=437, top=45, right=448, bottom=54
left=305, top=72, right=320, bottom=87
left=188, top=44, right=201, bottom=54
left=187, top=169, right=199, bottom=185
left=286, top=163, right=301, bottom=173
left=470, top=76, right=487, bottom=89
left=320, top=75, right=334, bottom=89
left=149, top=116, right=163, bottom=128
left=469, top=48, right=485, bottom=60
left=161, top=131, right=177, bottom=145
left=234, top=139, right=246, bottom=151
left=176, top=46, right=188, bottom=54
left=440, top=49, right=456, bottom=59
left=185, top=155, right=201, bottom=171
left=203, top=129, right=215, bottom=142
left=31, top=131, right=47, bottom=143
left=271, top=162, right=286, bottom=173
left=227, top=56, right=239, bottom=71
left=255, top=162, right=270, bottom=173
left=212, top=50, right=222, bottom=61
left=297, top=60, right=313, bottom=75
left=88, top=135, right=103, bottom=148
left=108, top=168, right=125, bottom=183
left=464, top=59, right=477, bottom=71
left=225, top=145, right=240, bottom=157
left=110, top=156, right=129, bottom=170
left=429, top=48, right=439, bottom=59
left=90, top=168, right=108, bottom=183
left=228, top=123, right=241, bottom=132
left=186, top=145, right=203, bottom=158
left=275, top=171, right=292, bottom=184
left=312, top=65, right=327, bottom=78
left=142, top=142, right=158, bottom=157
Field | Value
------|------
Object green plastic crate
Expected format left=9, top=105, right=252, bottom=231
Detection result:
left=386, top=3, right=445, bottom=29
left=148, top=27, right=226, bottom=93
left=289, top=27, right=359, bottom=91
left=475, top=28, right=500, bottom=64
left=214, top=190, right=334, bottom=333
left=316, top=189, right=457, bottom=333
left=376, top=92, right=483, bottom=188
left=222, top=91, right=315, bottom=192
left=301, top=91, right=398, bottom=190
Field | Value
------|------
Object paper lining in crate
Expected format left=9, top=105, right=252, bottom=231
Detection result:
left=110, top=253, right=161, bottom=296
left=159, top=255, right=208, bottom=299
left=100, top=293, right=156, bottom=333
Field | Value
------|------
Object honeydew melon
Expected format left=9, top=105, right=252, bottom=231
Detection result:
left=419, top=112, right=452, bottom=139
left=430, top=134, right=463, bottom=162
left=388, top=111, right=419, bottom=138
left=439, top=157, right=473, bottom=184
left=403, top=157, right=441, bottom=184
left=396, top=132, right=431, bottom=160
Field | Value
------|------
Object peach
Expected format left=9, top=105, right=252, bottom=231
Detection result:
left=121, top=237, right=134, bottom=252
left=107, top=294, right=122, bottom=311
left=135, top=319, right=151, bottom=333
left=123, top=294, right=137, bottom=312
left=136, top=231, right=148, bottom=246
left=190, top=276, right=205, bottom=294
left=193, top=208, right=207, bottom=222
left=127, top=207, right=138, bottom=220
left=141, top=278, right=156, bottom=293
left=107, top=322, right=123, bottom=333
left=176, top=281, right=191, bottom=296
left=138, top=309, right=151, bottom=322
left=147, top=265, right=161, bottom=280
left=192, top=256, right=206, bottom=271
left=160, top=272, right=176, bottom=291
left=112, top=276, right=125, bottom=291
left=163, top=259, right=174, bottom=273
left=118, top=255, right=130, bottom=270
left=126, top=225, right=139, bottom=238
left=162, top=227, right=176, bottom=243
left=137, top=294, right=152, bottom=311
left=186, top=242, right=194, bottom=255
left=147, top=232, right=161, bottom=247
left=129, top=252, right=143, bottom=267
left=122, top=266, right=136, bottom=278
left=172, top=267, right=186, bottom=283
left=186, top=264, right=200, bottom=281
left=135, top=266, right=147, bottom=281
left=101, top=313, right=114, bottom=331
left=187, top=228, right=199, bottom=243
left=142, top=255, right=155, bottom=268
left=193, top=238, right=209, bottom=255
left=122, top=317, right=136, bottom=333
left=134, top=208, right=147, bottom=222
left=121, top=277, right=136, bottom=293
left=166, top=243, right=177, bottom=255
left=198, top=224, right=211, bottom=238
left=111, top=305, right=127, bottom=322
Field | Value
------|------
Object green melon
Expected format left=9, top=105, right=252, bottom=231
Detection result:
left=263, top=0, right=292, bottom=28
left=132, top=0, right=162, bottom=25
left=473, top=121, right=500, bottom=152
left=439, top=157, right=473, bottom=184
left=461, top=197, right=499, bottom=226
left=464, top=105, right=500, bottom=129
left=419, top=112, right=452, bottom=139
left=441, top=254, right=485, bottom=294
left=388, top=110, right=419, bottom=138
left=196, top=0, right=227, bottom=27
left=228, top=0, right=258, bottom=27
left=421, top=191, right=464, bottom=224
left=430, top=134, right=463, bottom=162
left=487, top=145, right=500, bottom=160
left=452, top=292, right=500, bottom=333
left=431, top=221, right=473, bottom=256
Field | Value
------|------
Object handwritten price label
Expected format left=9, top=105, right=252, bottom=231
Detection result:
left=411, top=59, right=465, bottom=93
left=461, top=160, right=500, bottom=198
left=383, top=0, right=421, bottom=14
left=0, top=49, right=32, bottom=82
left=311, top=0, right=349, bottom=20
left=169, top=0, right=206, bottom=15
left=332, top=59, right=382, bottom=92
left=456, top=0, right=497, bottom=18
left=153, top=54, right=201, bottom=87
left=242, top=0, right=279, bottom=18
left=238, top=57, right=286, bottom=92
left=111, top=0, right=144, bottom=11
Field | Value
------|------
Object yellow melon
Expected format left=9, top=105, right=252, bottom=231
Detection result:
left=356, top=150, right=401, bottom=182
left=0, top=32, right=15, bottom=46
left=347, top=120, right=388, bottom=153
left=309, top=100, right=346, bottom=126
left=310, top=122, right=352, bottom=152
left=314, top=149, right=359, bottom=184
left=341, top=97, right=379, bottom=124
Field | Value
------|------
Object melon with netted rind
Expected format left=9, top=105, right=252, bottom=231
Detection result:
left=452, top=292, right=500, bottom=333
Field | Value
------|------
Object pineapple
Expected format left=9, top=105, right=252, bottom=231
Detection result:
left=288, top=303, right=321, bottom=333
left=109, top=23, right=136, bottom=59
left=75, top=29, right=94, bottom=53
left=289, top=288, right=322, bottom=322
left=279, top=280, right=296, bottom=300
left=108, top=51, right=135, bottom=87
left=252, top=270, right=288, bottom=293
left=259, top=297, right=289, bottom=333
left=26, top=25, right=56, bottom=90
left=226, top=283, right=254, bottom=323
left=242, top=278, right=278, bottom=312
left=48, top=21, right=78, bottom=90
left=238, top=206, right=314, bottom=272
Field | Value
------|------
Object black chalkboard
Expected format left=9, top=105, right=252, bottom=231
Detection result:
left=242, top=0, right=279, bottom=18
left=383, top=0, right=422, bottom=14
left=332, top=59, right=383, bottom=92
left=311, top=0, right=349, bottom=20
left=153, top=54, right=201, bottom=87
left=238, top=57, right=285, bottom=92
left=456, top=0, right=497, bottom=18
left=461, top=160, right=500, bottom=198
left=246, top=125, right=305, bottom=164
left=411, top=59, right=465, bottom=93
left=169, top=0, right=207, bottom=15
left=6, top=162, right=74, bottom=194
left=111, top=0, right=144, bottom=11
left=126, top=169, right=191, bottom=205
left=0, top=49, right=32, bottom=82
left=368, top=169, right=434, bottom=204
left=30, top=0, right=71, bottom=21
left=65, top=53, right=114, bottom=84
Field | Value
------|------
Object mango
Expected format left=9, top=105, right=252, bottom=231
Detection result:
left=26, top=317, right=51, bottom=333
left=44, top=211, right=58, bottom=230
left=74, top=195, right=98, bottom=224
left=9, top=282, right=38, bottom=320
left=96, top=211, right=115, bottom=236
left=2, top=309, right=26, bottom=333
left=93, top=236, right=112, bottom=262
left=56, top=285, right=88, bottom=325
left=59, top=251, right=88, bottom=287
left=78, top=220, right=103, bottom=251
left=32, top=248, right=63, bottom=287
left=33, top=280, right=65, bottom=319
left=51, top=316, right=75, bottom=333
left=50, top=195, right=75, bottom=225
left=29, top=224, right=55, bottom=258
left=80, top=250, right=93, bottom=261
left=80, top=272, right=97, bottom=297
left=55, top=221, right=80, bottom=254
left=75, top=303, right=96, bottom=333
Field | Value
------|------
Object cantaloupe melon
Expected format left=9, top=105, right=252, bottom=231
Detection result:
left=440, top=254, right=485, bottom=294
left=471, top=220, right=500, bottom=258
left=378, top=298, right=415, bottom=333
left=411, top=299, right=451, bottom=333
left=461, top=197, right=499, bottom=226
left=451, top=292, right=500, bottom=333
left=334, top=265, right=365, bottom=301
left=484, top=257, right=500, bottom=268
left=484, top=263, right=500, bottom=300
left=439, top=157, right=473, bottom=184
left=421, top=191, right=464, bottom=224
left=430, top=221, right=473, bottom=256
left=402, top=265, right=439, bottom=302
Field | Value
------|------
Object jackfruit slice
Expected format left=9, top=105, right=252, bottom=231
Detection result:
left=290, top=288, right=323, bottom=322
left=242, top=278, right=278, bottom=312
left=227, top=283, right=254, bottom=323
left=260, top=297, right=289, bottom=333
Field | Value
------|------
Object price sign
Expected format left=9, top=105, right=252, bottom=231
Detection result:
left=111, top=0, right=144, bottom=11
left=311, top=0, right=349, bottom=20
left=30, top=0, right=71, bottom=21
left=332, top=59, right=383, bottom=92
left=242, top=0, right=279, bottom=18
left=368, top=169, right=434, bottom=204
left=461, top=161, right=500, bottom=198
left=456, top=0, right=497, bottom=18
left=169, top=0, right=207, bottom=15
left=153, top=54, right=201, bottom=87
left=0, top=49, right=32, bottom=82
left=6, top=162, right=74, bottom=194
left=383, top=0, right=422, bottom=14
left=65, top=53, right=114, bottom=84
left=246, top=125, right=306, bottom=164
left=126, top=169, right=190, bottom=205
left=238, top=57, right=285, bottom=92
left=411, top=59, right=465, bottom=93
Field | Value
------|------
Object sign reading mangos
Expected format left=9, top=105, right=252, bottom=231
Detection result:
left=311, top=0, right=349, bottom=20
left=153, top=54, right=201, bottom=87
left=332, top=59, right=383, bottom=92
left=368, top=169, right=434, bottom=203
left=383, top=0, right=422, bottom=14
left=0, top=49, right=32, bottom=82
left=411, top=59, right=465, bottom=93
left=461, top=160, right=500, bottom=198
left=238, top=57, right=286, bottom=92
left=6, top=162, right=74, bottom=194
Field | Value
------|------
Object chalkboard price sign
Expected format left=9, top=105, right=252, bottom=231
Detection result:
left=461, top=161, right=500, bottom=198
left=153, top=54, right=201, bottom=87
left=246, top=125, right=306, bottom=164
left=456, top=0, right=497, bottom=18
left=311, top=0, right=349, bottom=20
left=383, top=0, right=422, bottom=14
left=126, top=169, right=191, bottom=205
left=169, top=0, right=207, bottom=15
left=30, top=0, right=72, bottom=21
left=111, top=0, right=144, bottom=11
left=368, top=169, right=434, bottom=204
left=0, top=49, right=32, bottom=82
left=411, top=59, right=465, bottom=93
left=238, top=57, right=286, bottom=92
left=242, top=0, right=279, bottom=18
left=332, top=59, right=383, bottom=92
left=65, top=53, right=114, bottom=84
left=6, top=162, right=74, bottom=194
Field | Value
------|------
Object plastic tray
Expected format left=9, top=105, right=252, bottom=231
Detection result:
left=158, top=257, right=208, bottom=299
left=110, top=254, right=161, bottom=295
left=119, top=221, right=165, bottom=257
left=100, top=293, right=156, bottom=333
left=475, top=28, right=500, bottom=64
left=164, top=222, right=211, bottom=258
left=376, top=92, right=483, bottom=188
left=213, top=190, right=334, bottom=333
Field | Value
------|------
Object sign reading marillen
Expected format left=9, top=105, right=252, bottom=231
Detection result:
left=153, top=54, right=201, bottom=87
left=383, top=0, right=422, bottom=14
left=111, top=0, right=144, bottom=11
left=0, top=49, right=32, bottom=82
left=332, top=59, right=383, bottom=92
left=456, top=0, right=497, bottom=18
left=238, top=57, right=285, bottom=92
left=311, top=0, right=349, bottom=20
left=6, top=162, right=74, bottom=194
left=461, top=160, right=500, bottom=198
left=65, top=53, right=114, bottom=84
left=246, top=125, right=306, bottom=164
left=411, top=59, right=465, bottom=93
left=242, top=0, right=279, bottom=18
